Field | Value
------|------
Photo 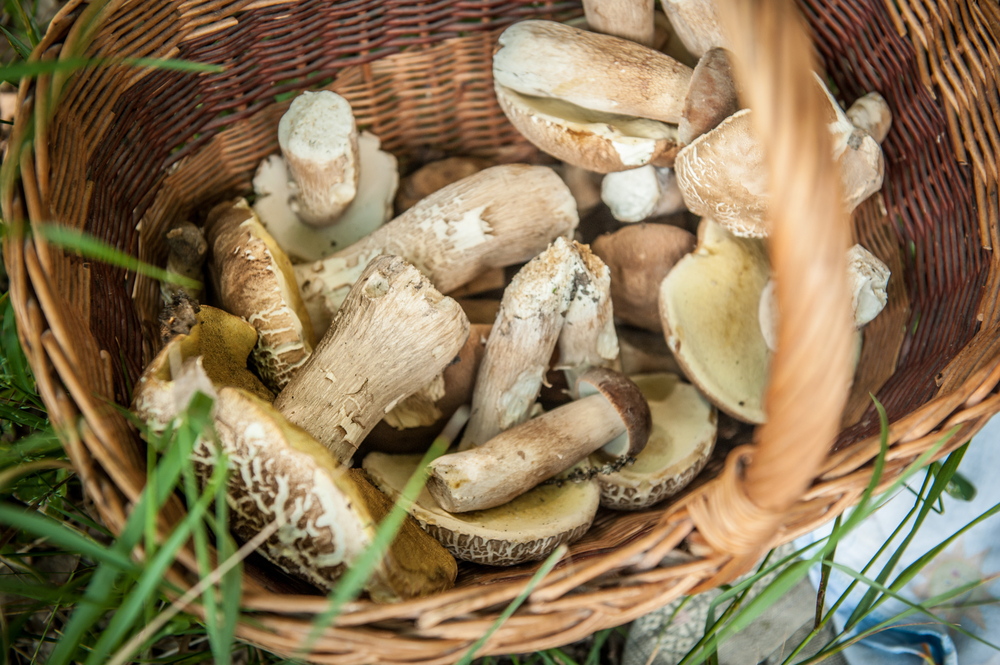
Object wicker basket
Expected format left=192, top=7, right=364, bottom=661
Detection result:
left=3, top=0, right=998, bottom=661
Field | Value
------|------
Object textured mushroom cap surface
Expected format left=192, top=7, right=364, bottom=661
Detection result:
left=191, top=388, right=457, bottom=601
left=205, top=199, right=315, bottom=392
left=363, top=453, right=599, bottom=566
left=493, top=20, right=693, bottom=124
left=495, top=85, right=679, bottom=173
left=679, top=47, right=740, bottom=145
left=592, top=224, right=697, bottom=331
left=596, top=373, right=716, bottom=510
left=659, top=218, right=770, bottom=423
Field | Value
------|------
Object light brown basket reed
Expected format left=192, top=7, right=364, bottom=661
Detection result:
left=2, top=0, right=999, bottom=662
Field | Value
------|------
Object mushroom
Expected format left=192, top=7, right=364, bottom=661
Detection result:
left=273, top=255, right=470, bottom=464
left=395, top=157, right=491, bottom=214
left=427, top=367, right=650, bottom=513
left=595, top=372, right=716, bottom=510
left=133, top=305, right=274, bottom=435
left=363, top=453, right=600, bottom=566
left=493, top=21, right=739, bottom=172
left=189, top=387, right=457, bottom=601
left=674, top=77, right=887, bottom=238
left=846, top=92, right=892, bottom=143
left=252, top=131, right=399, bottom=262
left=277, top=90, right=359, bottom=227
left=592, top=224, right=697, bottom=332
left=459, top=237, right=581, bottom=450
left=205, top=198, right=316, bottom=393
left=601, top=166, right=686, bottom=223
left=658, top=0, right=728, bottom=58
left=758, top=243, right=890, bottom=352
left=160, top=221, right=207, bottom=303
left=658, top=217, right=770, bottom=423
left=583, top=0, right=655, bottom=46
left=295, top=164, right=578, bottom=336
left=360, top=323, right=491, bottom=455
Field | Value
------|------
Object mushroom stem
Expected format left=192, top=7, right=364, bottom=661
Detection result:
left=583, top=0, right=655, bottom=46
left=273, top=255, right=470, bottom=464
left=428, top=368, right=650, bottom=513
left=279, top=91, right=360, bottom=227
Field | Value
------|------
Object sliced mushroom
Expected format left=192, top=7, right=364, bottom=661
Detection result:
left=364, top=454, right=600, bottom=566
left=189, top=387, right=457, bottom=601
left=592, top=224, right=696, bottom=332
left=429, top=368, right=650, bottom=513
left=253, top=131, right=399, bottom=262
left=295, top=164, right=578, bottom=336
left=595, top=372, right=716, bottom=510
left=278, top=90, right=360, bottom=227
left=205, top=199, right=316, bottom=392
left=659, top=217, right=770, bottom=423
left=273, top=255, right=470, bottom=464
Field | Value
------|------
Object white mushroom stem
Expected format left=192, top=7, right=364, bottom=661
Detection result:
left=295, top=164, right=578, bottom=336
left=601, top=166, right=685, bottom=222
left=458, top=237, right=580, bottom=450
left=847, top=92, right=892, bottom=143
left=279, top=90, right=360, bottom=227
left=658, top=0, right=727, bottom=57
left=557, top=246, right=620, bottom=395
left=274, top=255, right=470, bottom=464
left=429, top=368, right=650, bottom=513
left=253, top=131, right=398, bottom=262
left=759, top=244, right=890, bottom=351
left=583, top=0, right=655, bottom=46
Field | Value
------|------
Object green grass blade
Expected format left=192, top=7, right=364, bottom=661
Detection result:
left=2, top=297, right=34, bottom=397
left=33, top=224, right=202, bottom=290
left=455, top=544, right=568, bottom=665
left=584, top=629, right=612, bottom=665
left=6, top=0, right=39, bottom=46
left=216, top=475, right=243, bottom=665
left=0, top=56, right=224, bottom=84
left=0, top=25, right=32, bottom=61
left=0, top=504, right=135, bottom=571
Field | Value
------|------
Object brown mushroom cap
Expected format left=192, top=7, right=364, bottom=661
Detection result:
left=595, top=373, right=716, bottom=510
left=679, top=47, right=740, bottom=145
left=658, top=217, right=770, bottom=423
left=576, top=367, right=651, bottom=458
left=592, top=224, right=697, bottom=332
left=395, top=157, right=492, bottom=214
left=363, top=453, right=599, bottom=566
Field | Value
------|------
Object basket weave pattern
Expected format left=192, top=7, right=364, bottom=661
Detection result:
left=2, top=0, right=999, bottom=662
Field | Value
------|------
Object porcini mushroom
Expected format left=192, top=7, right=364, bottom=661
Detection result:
left=278, top=90, right=360, bottom=226
left=493, top=22, right=739, bottom=172
left=595, top=372, right=716, bottom=510
left=295, top=164, right=578, bottom=336
left=658, top=217, right=770, bottom=423
left=205, top=199, right=316, bottom=393
left=658, top=0, right=728, bottom=57
left=253, top=131, right=399, bottom=262
left=601, top=166, right=686, bottom=223
left=427, top=367, right=650, bottom=513
left=273, top=255, right=470, bottom=464
left=592, top=224, right=697, bottom=332
left=364, top=454, right=600, bottom=566
left=395, top=157, right=491, bottom=214
left=160, top=221, right=207, bottom=303
left=189, top=387, right=457, bottom=601
left=583, top=0, right=655, bottom=46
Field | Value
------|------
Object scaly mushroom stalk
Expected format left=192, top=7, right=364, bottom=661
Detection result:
left=295, top=164, right=578, bottom=336
left=427, top=367, right=651, bottom=513
left=278, top=90, right=360, bottom=227
left=274, top=255, right=470, bottom=464
left=458, top=237, right=581, bottom=450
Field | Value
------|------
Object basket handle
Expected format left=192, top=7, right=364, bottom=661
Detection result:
left=690, top=0, right=855, bottom=556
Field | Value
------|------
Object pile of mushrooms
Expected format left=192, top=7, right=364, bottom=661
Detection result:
left=135, top=0, right=896, bottom=601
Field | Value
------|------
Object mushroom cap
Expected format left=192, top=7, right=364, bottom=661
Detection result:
left=679, top=48, right=740, bottom=145
left=194, top=388, right=456, bottom=602
left=658, top=217, right=770, bottom=423
left=253, top=132, right=399, bottom=263
left=363, top=453, right=599, bottom=566
left=205, top=199, right=316, bottom=392
left=595, top=373, right=716, bottom=510
left=395, top=157, right=492, bottom=214
left=847, top=244, right=890, bottom=327
left=592, top=224, right=697, bottom=331
left=495, top=84, right=680, bottom=173
left=576, top=367, right=652, bottom=459
left=658, top=0, right=728, bottom=58
left=493, top=20, right=693, bottom=124
left=847, top=92, right=892, bottom=143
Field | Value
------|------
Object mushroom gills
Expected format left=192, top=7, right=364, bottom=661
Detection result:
left=595, top=372, right=716, bottom=510
left=363, top=453, right=599, bottom=566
